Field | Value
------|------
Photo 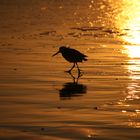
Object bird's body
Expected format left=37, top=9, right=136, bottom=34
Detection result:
left=52, top=46, right=87, bottom=73
left=59, top=47, right=87, bottom=63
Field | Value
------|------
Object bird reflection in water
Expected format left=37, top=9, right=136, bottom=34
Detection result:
left=59, top=72, right=87, bottom=100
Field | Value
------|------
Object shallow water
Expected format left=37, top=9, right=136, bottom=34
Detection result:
left=0, top=0, right=140, bottom=140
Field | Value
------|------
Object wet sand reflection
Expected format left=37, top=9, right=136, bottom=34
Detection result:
left=59, top=72, right=87, bottom=100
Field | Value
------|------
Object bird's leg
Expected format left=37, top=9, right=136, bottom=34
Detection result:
left=70, top=63, right=75, bottom=71
left=65, top=63, right=75, bottom=73
left=68, top=71, right=76, bottom=83
left=75, top=63, right=81, bottom=76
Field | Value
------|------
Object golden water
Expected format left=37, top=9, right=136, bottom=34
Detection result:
left=0, top=0, right=140, bottom=139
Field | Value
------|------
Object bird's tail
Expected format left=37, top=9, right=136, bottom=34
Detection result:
left=84, top=58, right=87, bottom=61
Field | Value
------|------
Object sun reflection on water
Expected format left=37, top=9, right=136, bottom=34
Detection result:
left=125, top=83, right=140, bottom=100
left=123, top=28, right=140, bottom=45
left=114, top=0, right=140, bottom=45
left=123, top=46, right=140, bottom=58
left=114, top=0, right=140, bottom=128
left=122, top=45, right=140, bottom=80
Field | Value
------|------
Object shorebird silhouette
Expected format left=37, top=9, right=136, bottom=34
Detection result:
left=52, top=46, right=87, bottom=73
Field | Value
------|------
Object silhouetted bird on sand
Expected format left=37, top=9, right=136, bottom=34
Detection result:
left=52, top=46, right=87, bottom=73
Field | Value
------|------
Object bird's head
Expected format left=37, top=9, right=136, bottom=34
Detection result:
left=52, top=46, right=67, bottom=56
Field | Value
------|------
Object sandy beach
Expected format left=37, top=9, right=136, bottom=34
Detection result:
left=0, top=0, right=140, bottom=139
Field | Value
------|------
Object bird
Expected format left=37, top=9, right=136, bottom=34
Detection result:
left=52, top=46, right=87, bottom=73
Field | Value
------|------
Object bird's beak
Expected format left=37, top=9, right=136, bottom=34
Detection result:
left=52, top=50, right=60, bottom=57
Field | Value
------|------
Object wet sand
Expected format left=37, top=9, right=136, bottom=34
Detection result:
left=0, top=0, right=140, bottom=140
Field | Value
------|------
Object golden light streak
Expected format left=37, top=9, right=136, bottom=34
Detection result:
left=115, top=0, right=140, bottom=45
left=123, top=46, right=140, bottom=58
